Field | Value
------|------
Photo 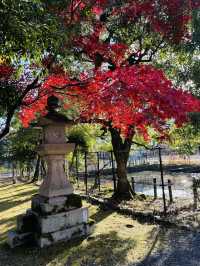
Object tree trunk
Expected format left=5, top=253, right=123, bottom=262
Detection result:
left=40, top=159, right=46, bottom=180
left=12, top=162, right=17, bottom=184
left=29, top=156, right=40, bottom=183
left=110, top=127, right=134, bottom=200
left=115, top=159, right=132, bottom=198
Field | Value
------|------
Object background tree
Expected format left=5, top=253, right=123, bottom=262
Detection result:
left=0, top=0, right=65, bottom=63
left=0, top=0, right=69, bottom=140
left=0, top=128, right=41, bottom=181
left=169, top=124, right=200, bottom=155
left=156, top=8, right=200, bottom=153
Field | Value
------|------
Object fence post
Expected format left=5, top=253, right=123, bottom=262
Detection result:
left=84, top=151, right=88, bottom=195
left=131, top=177, right=135, bottom=193
left=193, top=178, right=198, bottom=210
left=110, top=151, right=117, bottom=192
left=153, top=178, right=157, bottom=199
left=168, top=179, right=173, bottom=203
left=158, top=147, right=167, bottom=216
left=97, top=152, right=100, bottom=192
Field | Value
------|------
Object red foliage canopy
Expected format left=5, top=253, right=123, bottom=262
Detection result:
left=19, top=1, right=200, bottom=139
left=74, top=65, right=200, bottom=137
left=20, top=65, right=200, bottom=139
left=59, top=0, right=200, bottom=42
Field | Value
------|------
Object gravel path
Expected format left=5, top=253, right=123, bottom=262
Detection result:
left=136, top=228, right=200, bottom=266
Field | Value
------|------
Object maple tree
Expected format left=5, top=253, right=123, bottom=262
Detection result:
left=2, top=1, right=200, bottom=198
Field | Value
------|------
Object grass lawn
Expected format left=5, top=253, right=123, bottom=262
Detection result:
left=0, top=183, right=158, bottom=266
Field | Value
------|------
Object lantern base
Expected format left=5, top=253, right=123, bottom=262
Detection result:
left=7, top=194, right=94, bottom=248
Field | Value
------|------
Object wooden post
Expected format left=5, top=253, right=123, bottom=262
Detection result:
left=97, top=152, right=100, bottom=192
left=158, top=147, right=167, bottom=216
left=193, top=178, right=198, bottom=210
left=153, top=178, right=157, bottom=199
left=110, top=151, right=117, bottom=192
left=168, top=179, right=173, bottom=203
left=84, top=151, right=88, bottom=195
left=131, top=177, right=135, bottom=193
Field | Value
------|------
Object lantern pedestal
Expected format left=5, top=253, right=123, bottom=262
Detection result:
left=38, top=143, right=75, bottom=198
left=7, top=193, right=93, bottom=248
left=8, top=197, right=93, bottom=248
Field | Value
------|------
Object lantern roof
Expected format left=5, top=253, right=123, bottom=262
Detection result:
left=37, top=95, right=76, bottom=127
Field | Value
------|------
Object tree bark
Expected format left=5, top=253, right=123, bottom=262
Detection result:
left=110, top=127, right=134, bottom=200
left=0, top=109, right=15, bottom=140
left=29, top=156, right=41, bottom=183
left=12, top=162, right=17, bottom=184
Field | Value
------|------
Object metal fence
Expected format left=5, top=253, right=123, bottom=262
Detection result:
left=69, top=147, right=200, bottom=215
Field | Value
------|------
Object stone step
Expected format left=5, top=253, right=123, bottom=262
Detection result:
left=37, top=222, right=93, bottom=248
left=31, top=194, right=82, bottom=215
left=38, top=207, right=89, bottom=234
left=7, top=231, right=34, bottom=248
left=17, top=207, right=89, bottom=235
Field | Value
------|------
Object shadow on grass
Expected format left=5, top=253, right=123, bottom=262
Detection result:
left=0, top=184, right=16, bottom=191
left=0, top=216, right=20, bottom=247
left=0, top=231, right=135, bottom=266
left=0, top=188, right=37, bottom=204
left=65, top=231, right=136, bottom=266
left=0, top=184, right=37, bottom=194
left=0, top=196, right=35, bottom=214
left=90, top=206, right=113, bottom=224
left=0, top=179, right=13, bottom=184
left=0, top=214, right=18, bottom=227
left=0, top=183, right=37, bottom=193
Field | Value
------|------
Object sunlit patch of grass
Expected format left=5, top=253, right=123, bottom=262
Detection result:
left=0, top=183, right=157, bottom=266
left=0, top=183, right=38, bottom=244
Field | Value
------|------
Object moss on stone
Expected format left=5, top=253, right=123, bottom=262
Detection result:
left=67, top=194, right=82, bottom=208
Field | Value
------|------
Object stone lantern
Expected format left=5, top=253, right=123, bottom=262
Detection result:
left=37, top=95, right=75, bottom=198
left=8, top=96, right=93, bottom=248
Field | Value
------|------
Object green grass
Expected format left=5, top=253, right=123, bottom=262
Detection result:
left=0, top=183, right=157, bottom=266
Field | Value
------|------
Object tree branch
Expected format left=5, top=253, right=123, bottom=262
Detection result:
left=128, top=38, right=165, bottom=65
left=0, top=77, right=39, bottom=140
